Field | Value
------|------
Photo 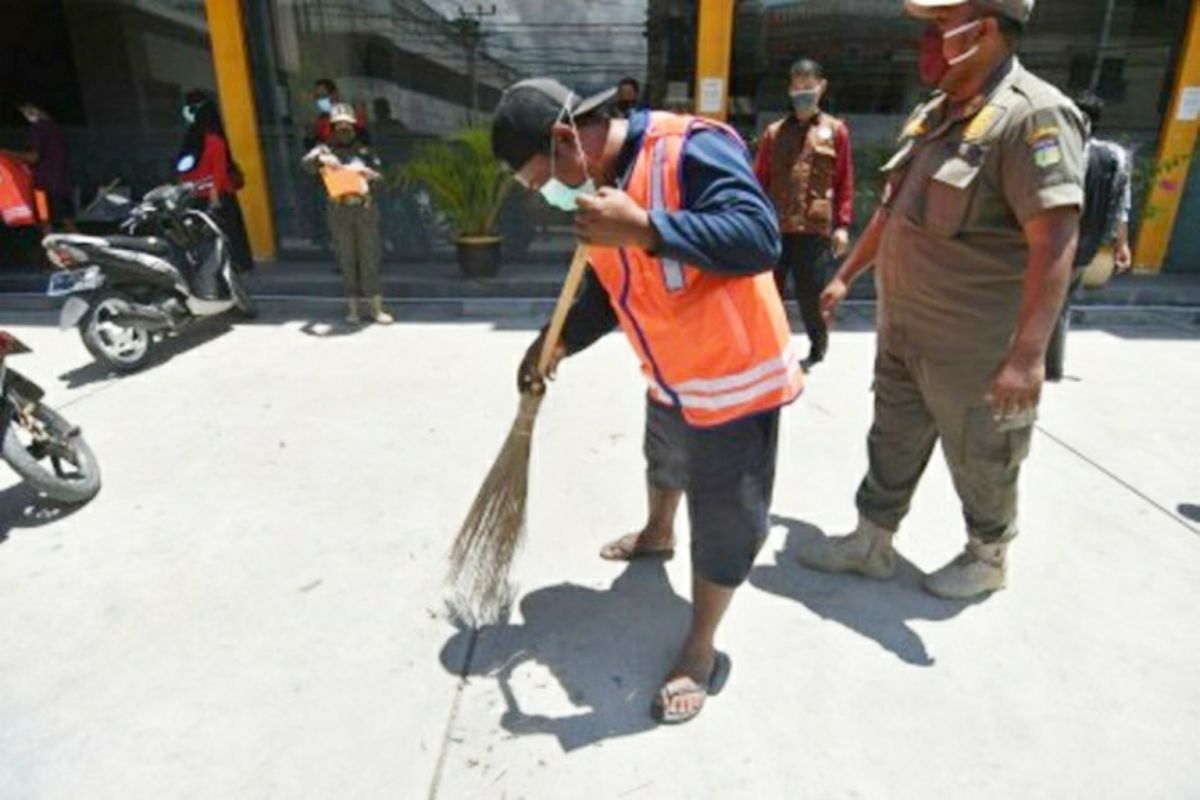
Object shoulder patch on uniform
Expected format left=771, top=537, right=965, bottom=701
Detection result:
left=1027, top=125, right=1060, bottom=145
left=1032, top=136, right=1063, bottom=168
left=964, top=105, right=1002, bottom=143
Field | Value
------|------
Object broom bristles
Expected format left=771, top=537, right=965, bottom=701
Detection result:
left=447, top=392, right=543, bottom=626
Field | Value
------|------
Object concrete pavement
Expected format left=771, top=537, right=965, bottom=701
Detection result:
left=0, top=306, right=1197, bottom=799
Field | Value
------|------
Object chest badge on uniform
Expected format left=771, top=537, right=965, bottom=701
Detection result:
left=958, top=142, right=986, bottom=166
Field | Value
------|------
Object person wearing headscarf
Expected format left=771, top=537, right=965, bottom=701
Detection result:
left=176, top=89, right=254, bottom=273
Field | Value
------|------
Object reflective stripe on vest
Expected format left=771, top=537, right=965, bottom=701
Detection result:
left=590, top=112, right=803, bottom=428
left=650, top=138, right=686, bottom=293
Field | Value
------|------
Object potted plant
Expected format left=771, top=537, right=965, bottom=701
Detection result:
left=399, top=126, right=514, bottom=279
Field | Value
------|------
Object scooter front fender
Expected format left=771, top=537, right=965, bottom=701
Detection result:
left=60, top=296, right=91, bottom=331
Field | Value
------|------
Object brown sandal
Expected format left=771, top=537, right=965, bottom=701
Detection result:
left=599, top=532, right=675, bottom=562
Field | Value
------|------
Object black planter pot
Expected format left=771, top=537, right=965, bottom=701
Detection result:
left=456, top=236, right=502, bottom=279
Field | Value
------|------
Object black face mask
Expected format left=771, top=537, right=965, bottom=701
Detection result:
left=334, top=130, right=356, bottom=146
left=616, top=100, right=636, bottom=112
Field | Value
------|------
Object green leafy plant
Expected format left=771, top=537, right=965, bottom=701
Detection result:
left=397, top=126, right=514, bottom=239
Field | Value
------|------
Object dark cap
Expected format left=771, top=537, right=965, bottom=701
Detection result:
left=491, top=78, right=616, bottom=171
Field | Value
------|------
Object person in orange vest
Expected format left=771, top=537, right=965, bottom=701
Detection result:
left=2, top=102, right=75, bottom=231
left=493, top=78, right=801, bottom=724
left=754, top=58, right=855, bottom=370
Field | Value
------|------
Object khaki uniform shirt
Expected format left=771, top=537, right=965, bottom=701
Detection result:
left=875, top=57, right=1086, bottom=359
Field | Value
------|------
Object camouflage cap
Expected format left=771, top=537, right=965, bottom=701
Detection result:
left=905, top=0, right=1034, bottom=24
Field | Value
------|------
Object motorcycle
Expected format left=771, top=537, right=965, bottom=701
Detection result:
left=0, top=331, right=101, bottom=504
left=41, top=182, right=256, bottom=372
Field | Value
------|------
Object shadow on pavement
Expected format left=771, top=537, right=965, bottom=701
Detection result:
left=0, top=481, right=87, bottom=545
left=57, top=317, right=234, bottom=389
left=749, top=516, right=977, bottom=667
left=439, top=559, right=690, bottom=752
left=298, top=320, right=367, bottom=338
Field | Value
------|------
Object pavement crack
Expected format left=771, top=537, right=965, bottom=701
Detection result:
left=426, top=626, right=480, bottom=800
left=57, top=376, right=123, bottom=411
left=1036, top=425, right=1198, bottom=534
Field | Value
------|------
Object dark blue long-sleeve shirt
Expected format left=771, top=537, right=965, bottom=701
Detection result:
left=561, top=110, right=782, bottom=355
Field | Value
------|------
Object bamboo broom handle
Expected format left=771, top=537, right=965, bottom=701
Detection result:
left=536, top=244, right=590, bottom=376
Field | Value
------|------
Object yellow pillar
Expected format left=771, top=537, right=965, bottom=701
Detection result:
left=694, top=0, right=735, bottom=121
left=205, top=0, right=276, bottom=261
left=1133, top=1, right=1200, bottom=272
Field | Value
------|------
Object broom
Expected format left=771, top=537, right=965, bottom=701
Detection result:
left=447, top=244, right=591, bottom=625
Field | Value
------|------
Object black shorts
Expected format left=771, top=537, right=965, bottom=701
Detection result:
left=643, top=397, right=780, bottom=588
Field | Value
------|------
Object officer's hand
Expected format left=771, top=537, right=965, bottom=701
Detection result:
left=517, top=330, right=567, bottom=395
left=986, top=357, right=1043, bottom=420
left=831, top=228, right=851, bottom=258
left=820, top=277, right=849, bottom=326
left=1114, top=242, right=1133, bottom=273
left=574, top=188, right=658, bottom=250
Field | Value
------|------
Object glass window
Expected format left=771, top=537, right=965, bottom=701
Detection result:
left=730, top=0, right=1191, bottom=236
left=0, top=0, right=213, bottom=263
left=246, top=0, right=692, bottom=275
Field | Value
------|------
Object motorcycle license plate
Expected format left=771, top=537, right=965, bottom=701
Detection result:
left=46, top=267, right=103, bottom=297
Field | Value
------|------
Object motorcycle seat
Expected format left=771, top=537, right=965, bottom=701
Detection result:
left=105, top=235, right=171, bottom=256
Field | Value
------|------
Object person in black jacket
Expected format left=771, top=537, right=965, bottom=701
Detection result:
left=1045, top=93, right=1133, bottom=382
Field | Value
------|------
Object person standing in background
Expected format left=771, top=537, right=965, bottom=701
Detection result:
left=305, top=79, right=370, bottom=150
left=614, top=77, right=644, bottom=119
left=1044, top=93, right=1133, bottom=382
left=2, top=102, right=75, bottom=231
left=304, top=79, right=369, bottom=259
left=176, top=89, right=254, bottom=274
left=754, top=59, right=854, bottom=370
left=303, top=104, right=393, bottom=326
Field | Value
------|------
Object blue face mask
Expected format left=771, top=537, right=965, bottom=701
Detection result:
left=789, top=89, right=821, bottom=115
left=538, top=104, right=596, bottom=212
left=316, top=97, right=333, bottom=114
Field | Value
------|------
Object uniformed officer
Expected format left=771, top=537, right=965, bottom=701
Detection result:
left=800, top=0, right=1085, bottom=599
left=302, top=104, right=394, bottom=325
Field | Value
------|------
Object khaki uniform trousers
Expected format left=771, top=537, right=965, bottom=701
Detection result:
left=855, top=341, right=1034, bottom=543
left=327, top=200, right=382, bottom=299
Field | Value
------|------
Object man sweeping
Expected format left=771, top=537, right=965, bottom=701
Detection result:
left=492, top=78, right=801, bottom=724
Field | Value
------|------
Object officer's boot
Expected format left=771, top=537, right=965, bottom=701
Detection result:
left=370, top=295, right=395, bottom=325
left=922, top=537, right=1008, bottom=600
left=797, top=515, right=896, bottom=580
left=345, top=297, right=361, bottom=324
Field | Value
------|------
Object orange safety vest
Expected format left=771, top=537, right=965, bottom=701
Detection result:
left=590, top=112, right=803, bottom=428
left=0, top=154, right=37, bottom=228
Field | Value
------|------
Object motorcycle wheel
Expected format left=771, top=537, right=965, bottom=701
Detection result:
left=80, top=291, right=154, bottom=372
left=2, top=398, right=101, bottom=504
